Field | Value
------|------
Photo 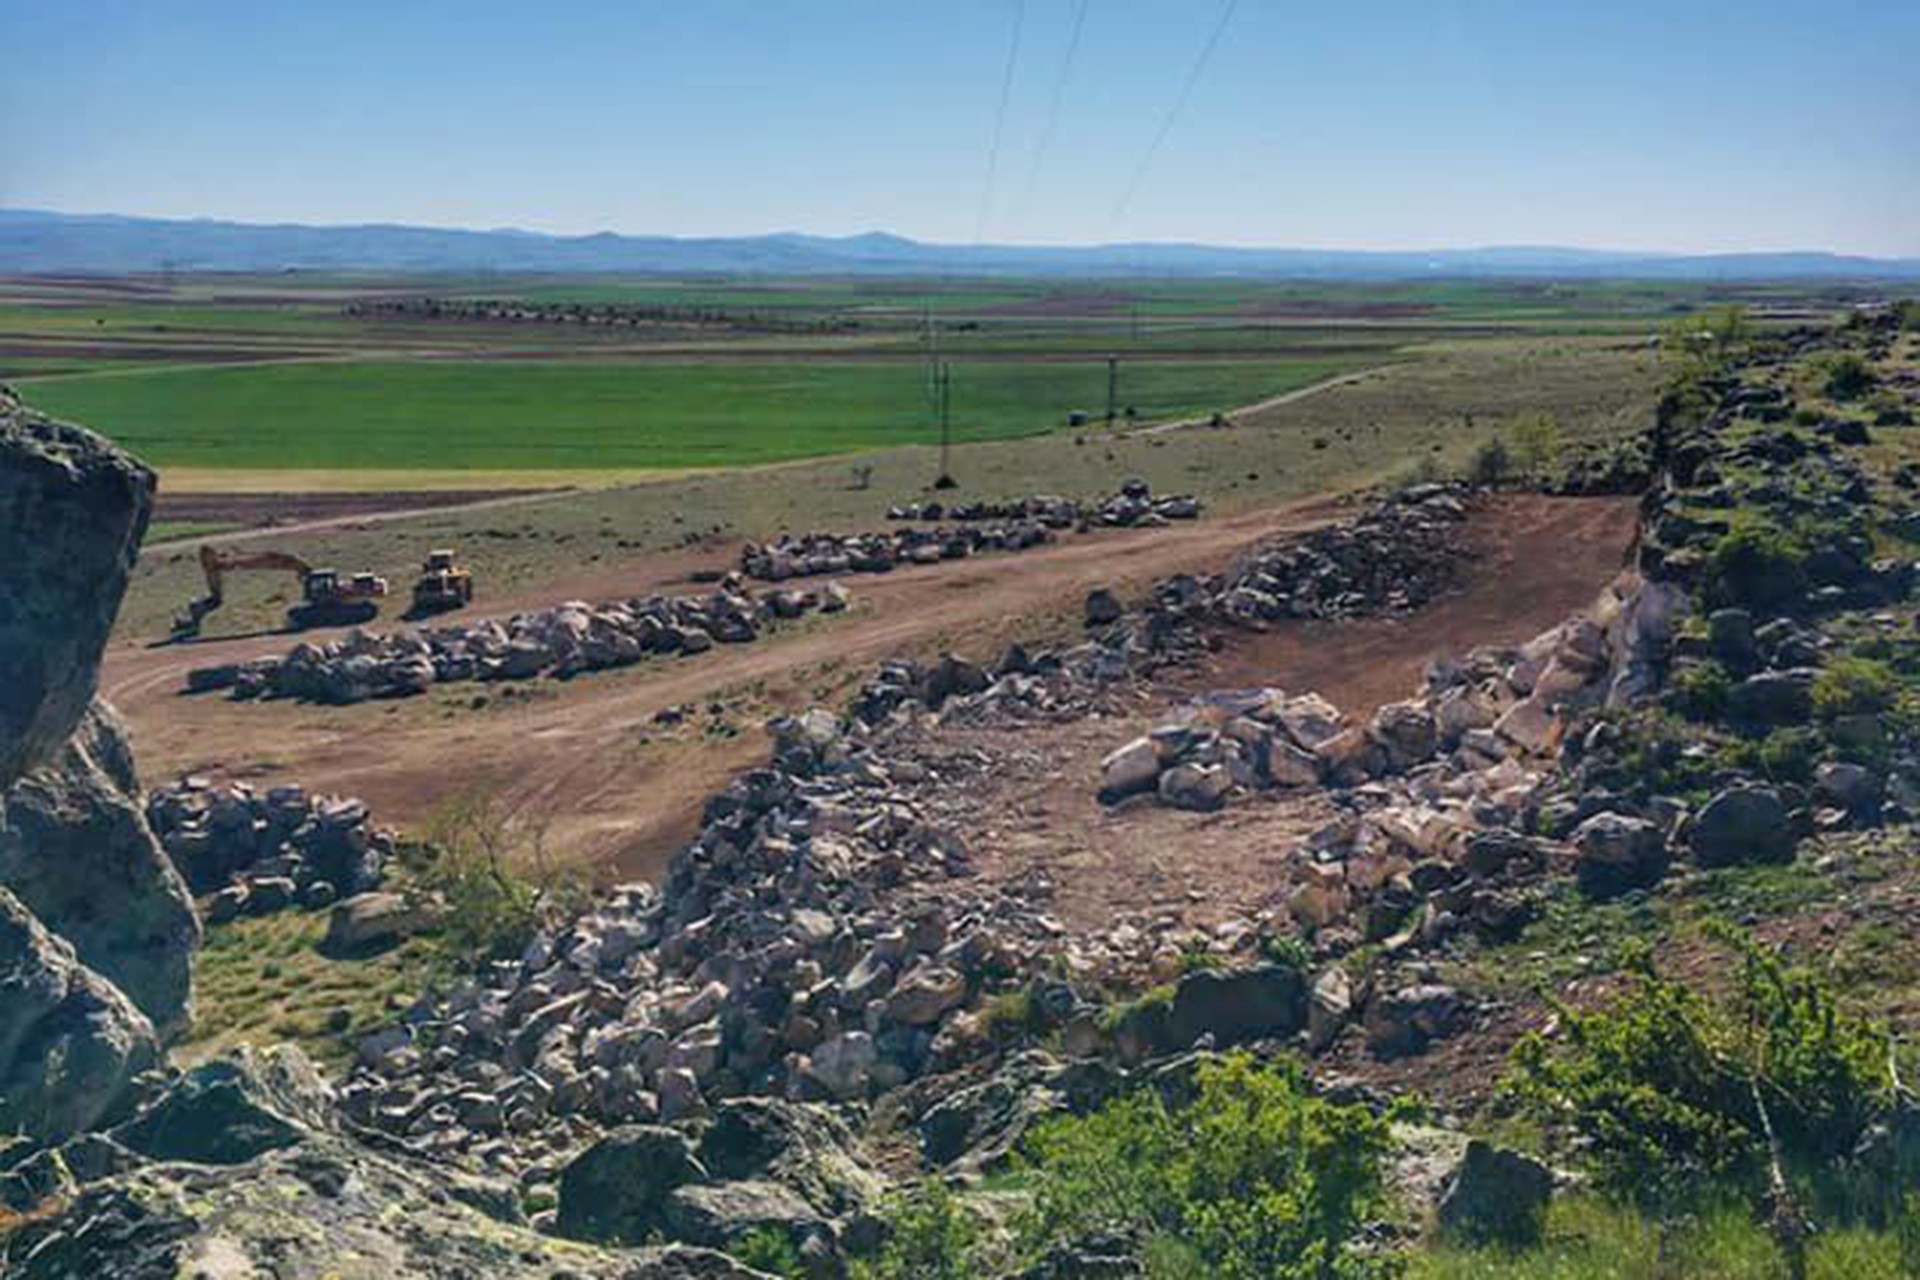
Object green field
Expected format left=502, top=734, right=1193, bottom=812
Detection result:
left=21, top=356, right=1352, bottom=471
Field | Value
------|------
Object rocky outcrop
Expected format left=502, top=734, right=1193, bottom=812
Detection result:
left=0, top=396, right=196, bottom=1137
left=0, top=887, right=159, bottom=1141
left=0, top=387, right=152, bottom=785
left=2, top=1045, right=772, bottom=1279
left=0, top=704, right=198, bottom=1026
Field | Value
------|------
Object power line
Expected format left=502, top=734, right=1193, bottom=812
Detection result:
left=974, top=0, right=1027, bottom=244
left=1015, top=0, right=1090, bottom=221
left=1107, top=0, right=1239, bottom=234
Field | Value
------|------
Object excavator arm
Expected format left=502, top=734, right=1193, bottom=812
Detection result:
left=195, top=545, right=314, bottom=607
left=173, top=545, right=316, bottom=639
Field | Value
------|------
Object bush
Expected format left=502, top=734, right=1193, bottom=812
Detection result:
left=1017, top=1054, right=1396, bottom=1279
left=1507, top=934, right=1898, bottom=1215
left=413, top=795, right=591, bottom=967
left=852, top=1183, right=983, bottom=1280
left=1824, top=354, right=1878, bottom=402
left=1510, top=412, right=1564, bottom=478
left=1669, top=661, right=1733, bottom=721
left=1702, top=525, right=1809, bottom=614
left=1811, top=657, right=1900, bottom=723
left=736, top=1227, right=805, bottom=1277
left=1467, top=436, right=1513, bottom=487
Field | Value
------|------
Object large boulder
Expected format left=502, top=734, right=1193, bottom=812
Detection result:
left=0, top=394, right=154, bottom=788
left=661, top=1179, right=830, bottom=1254
left=1437, top=1140, right=1553, bottom=1245
left=108, top=1047, right=331, bottom=1165
left=0, top=703, right=198, bottom=1028
left=555, top=1124, right=708, bottom=1245
left=1117, top=965, right=1307, bottom=1058
left=0, top=887, right=159, bottom=1142
left=697, top=1098, right=883, bottom=1218
left=1689, top=785, right=1795, bottom=867
left=1571, top=811, right=1669, bottom=899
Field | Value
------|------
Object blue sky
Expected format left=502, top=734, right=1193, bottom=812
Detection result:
left=3, top=0, right=1915, bottom=254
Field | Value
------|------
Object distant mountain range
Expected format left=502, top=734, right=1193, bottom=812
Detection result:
left=5, top=208, right=1918, bottom=281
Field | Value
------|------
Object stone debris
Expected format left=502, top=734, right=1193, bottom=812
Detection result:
left=186, top=577, right=848, bottom=704
left=887, top=478, right=1202, bottom=528
left=741, top=521, right=1053, bottom=581
left=146, top=778, right=394, bottom=917
left=1215, top=484, right=1472, bottom=625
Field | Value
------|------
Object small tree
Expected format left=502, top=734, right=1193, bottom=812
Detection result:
left=1510, top=411, right=1564, bottom=478
left=413, top=794, right=589, bottom=966
left=1468, top=435, right=1513, bottom=487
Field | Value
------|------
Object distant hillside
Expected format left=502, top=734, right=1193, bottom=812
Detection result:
left=4, top=208, right=1918, bottom=280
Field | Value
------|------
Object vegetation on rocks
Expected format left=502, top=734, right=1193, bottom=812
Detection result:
left=1509, top=933, right=1912, bottom=1221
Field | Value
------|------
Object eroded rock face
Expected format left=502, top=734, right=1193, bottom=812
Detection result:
left=0, top=703, right=198, bottom=1027
left=0, top=397, right=197, bottom=1136
left=0, top=390, right=153, bottom=788
left=0, top=887, right=159, bottom=1142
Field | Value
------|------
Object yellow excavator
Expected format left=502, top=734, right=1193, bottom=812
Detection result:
left=172, top=545, right=390, bottom=639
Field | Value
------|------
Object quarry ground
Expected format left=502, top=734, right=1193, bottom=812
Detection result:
left=106, top=491, right=1638, bottom=886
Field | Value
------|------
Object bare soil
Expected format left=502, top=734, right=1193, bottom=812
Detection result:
left=105, top=494, right=1636, bottom=896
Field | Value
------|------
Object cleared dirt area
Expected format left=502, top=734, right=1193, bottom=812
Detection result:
left=105, top=493, right=1636, bottom=889
left=910, top=494, right=1639, bottom=936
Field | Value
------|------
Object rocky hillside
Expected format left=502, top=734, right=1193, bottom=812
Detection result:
left=5, top=310, right=1919, bottom=1277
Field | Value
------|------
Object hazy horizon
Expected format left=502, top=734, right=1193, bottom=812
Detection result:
left=11, top=203, right=1918, bottom=262
left=5, top=0, right=1915, bottom=258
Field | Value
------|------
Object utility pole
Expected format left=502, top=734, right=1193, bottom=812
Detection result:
left=1105, top=356, right=1119, bottom=426
left=934, top=362, right=957, bottom=489
left=924, top=307, right=939, bottom=409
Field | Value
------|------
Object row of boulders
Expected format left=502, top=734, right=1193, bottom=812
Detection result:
left=1215, top=484, right=1472, bottom=624
left=145, top=777, right=394, bottom=921
left=187, top=577, right=849, bottom=703
left=1103, top=571, right=1684, bottom=818
left=886, top=479, right=1202, bottom=528
left=740, top=522, right=1052, bottom=581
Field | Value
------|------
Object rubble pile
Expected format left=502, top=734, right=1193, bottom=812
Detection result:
left=887, top=478, right=1202, bottom=528
left=740, top=521, right=1053, bottom=581
left=1216, top=484, right=1472, bottom=624
left=338, top=710, right=1084, bottom=1182
left=186, top=578, right=848, bottom=704
left=146, top=778, right=394, bottom=920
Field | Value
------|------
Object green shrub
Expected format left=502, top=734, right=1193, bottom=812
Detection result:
left=1824, top=354, right=1878, bottom=402
left=1746, top=727, right=1824, bottom=786
left=736, top=1227, right=805, bottom=1277
left=1259, top=933, right=1314, bottom=973
left=1669, top=661, right=1732, bottom=721
left=1017, top=1054, right=1396, bottom=1280
left=1811, top=657, right=1900, bottom=723
left=1468, top=436, right=1513, bottom=487
left=978, top=987, right=1046, bottom=1042
left=1509, top=412, right=1563, bottom=478
left=1507, top=934, right=1896, bottom=1214
left=852, top=1182, right=982, bottom=1280
left=1702, top=525, right=1809, bottom=614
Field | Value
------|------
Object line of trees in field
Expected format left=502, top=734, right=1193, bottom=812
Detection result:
left=341, top=296, right=864, bottom=335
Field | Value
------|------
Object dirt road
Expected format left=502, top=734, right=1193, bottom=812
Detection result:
left=106, top=498, right=1351, bottom=877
